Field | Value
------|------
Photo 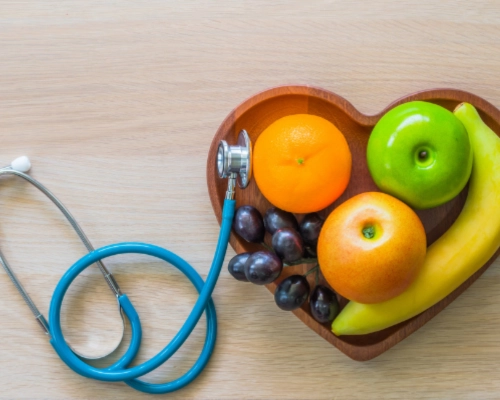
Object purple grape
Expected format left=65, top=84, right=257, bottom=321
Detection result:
left=271, top=228, right=304, bottom=263
left=274, top=275, right=310, bottom=311
left=228, top=252, right=251, bottom=282
left=299, top=213, right=324, bottom=249
left=310, top=285, right=340, bottom=323
left=263, top=207, right=299, bottom=235
left=233, top=205, right=265, bottom=243
left=244, top=251, right=282, bottom=285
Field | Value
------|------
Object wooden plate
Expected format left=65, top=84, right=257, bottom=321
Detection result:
left=206, top=85, right=500, bottom=361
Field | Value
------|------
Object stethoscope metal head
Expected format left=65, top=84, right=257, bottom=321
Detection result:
left=217, top=129, right=252, bottom=189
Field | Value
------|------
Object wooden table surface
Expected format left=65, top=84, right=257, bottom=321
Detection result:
left=2, top=1, right=500, bottom=398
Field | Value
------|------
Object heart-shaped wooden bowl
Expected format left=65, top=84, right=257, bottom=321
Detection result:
left=206, top=85, right=500, bottom=361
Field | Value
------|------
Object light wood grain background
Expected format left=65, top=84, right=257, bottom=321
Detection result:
left=2, top=1, right=500, bottom=398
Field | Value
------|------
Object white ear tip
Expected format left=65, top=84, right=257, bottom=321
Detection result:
left=11, top=156, right=31, bottom=172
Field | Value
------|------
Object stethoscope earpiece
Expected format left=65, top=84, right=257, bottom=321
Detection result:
left=11, top=156, right=31, bottom=173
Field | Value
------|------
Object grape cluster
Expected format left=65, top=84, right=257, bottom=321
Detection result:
left=227, top=205, right=340, bottom=324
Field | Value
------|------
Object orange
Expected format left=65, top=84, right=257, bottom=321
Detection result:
left=317, top=192, right=426, bottom=304
left=253, top=114, right=351, bottom=213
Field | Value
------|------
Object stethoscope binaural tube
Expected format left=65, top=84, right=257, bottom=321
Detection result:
left=49, top=200, right=235, bottom=393
left=0, top=157, right=137, bottom=361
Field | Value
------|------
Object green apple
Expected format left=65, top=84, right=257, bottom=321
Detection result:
left=367, top=101, right=472, bottom=209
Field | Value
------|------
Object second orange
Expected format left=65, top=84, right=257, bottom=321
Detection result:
left=253, top=114, right=352, bottom=214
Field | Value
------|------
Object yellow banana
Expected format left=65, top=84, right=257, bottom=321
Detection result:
left=332, top=102, right=500, bottom=336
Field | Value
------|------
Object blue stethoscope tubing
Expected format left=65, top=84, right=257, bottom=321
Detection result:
left=48, top=199, right=235, bottom=394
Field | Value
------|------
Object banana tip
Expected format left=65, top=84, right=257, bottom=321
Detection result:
left=331, top=325, right=341, bottom=336
left=454, top=102, right=466, bottom=114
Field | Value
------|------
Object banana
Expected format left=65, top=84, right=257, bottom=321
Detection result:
left=332, top=102, right=500, bottom=336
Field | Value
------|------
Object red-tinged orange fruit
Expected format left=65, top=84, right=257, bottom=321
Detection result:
left=318, top=192, right=426, bottom=304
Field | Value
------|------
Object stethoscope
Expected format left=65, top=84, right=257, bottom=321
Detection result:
left=0, top=130, right=251, bottom=394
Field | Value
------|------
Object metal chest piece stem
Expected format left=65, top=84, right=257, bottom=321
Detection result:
left=217, top=129, right=252, bottom=191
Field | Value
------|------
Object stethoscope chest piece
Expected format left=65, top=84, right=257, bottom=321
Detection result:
left=217, top=129, right=252, bottom=188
